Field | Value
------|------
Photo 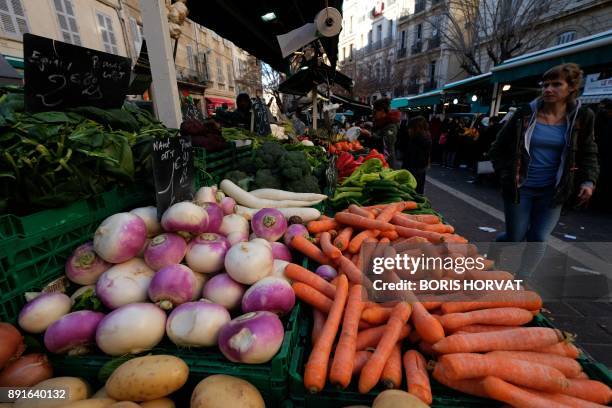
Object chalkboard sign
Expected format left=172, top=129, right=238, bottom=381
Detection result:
left=152, top=135, right=194, bottom=219
left=24, top=33, right=131, bottom=112
left=252, top=98, right=272, bottom=136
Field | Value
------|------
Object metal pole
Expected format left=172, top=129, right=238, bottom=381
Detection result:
left=312, top=85, right=318, bottom=130
left=490, top=82, right=501, bottom=117
left=139, top=0, right=182, bottom=128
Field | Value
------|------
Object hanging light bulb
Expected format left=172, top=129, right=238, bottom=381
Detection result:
left=452, top=98, right=458, bottom=105
left=471, top=95, right=478, bottom=102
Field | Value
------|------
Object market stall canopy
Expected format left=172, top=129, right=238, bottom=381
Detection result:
left=330, top=94, right=371, bottom=116
left=443, top=72, right=492, bottom=94
left=391, top=89, right=443, bottom=109
left=278, top=63, right=353, bottom=95
left=491, top=29, right=612, bottom=83
left=391, top=97, right=410, bottom=109
left=188, top=0, right=343, bottom=74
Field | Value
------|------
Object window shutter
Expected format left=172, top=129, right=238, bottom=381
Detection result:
left=0, top=0, right=29, bottom=36
left=97, top=12, right=118, bottom=54
left=130, top=17, right=142, bottom=54
left=54, top=0, right=79, bottom=45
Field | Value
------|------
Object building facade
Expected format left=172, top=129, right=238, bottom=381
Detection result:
left=0, top=0, right=261, bottom=116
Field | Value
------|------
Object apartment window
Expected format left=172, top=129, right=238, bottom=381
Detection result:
left=349, top=16, right=353, bottom=32
left=386, top=59, right=392, bottom=79
left=96, top=11, right=118, bottom=54
left=216, top=58, right=224, bottom=85
left=377, top=24, right=382, bottom=42
left=429, top=60, right=436, bottom=83
left=53, top=0, right=79, bottom=45
left=368, top=30, right=372, bottom=45
left=556, top=31, right=576, bottom=45
left=129, top=16, right=143, bottom=54
left=0, top=0, right=28, bottom=39
left=343, top=47, right=346, bottom=60
left=432, top=16, right=441, bottom=38
left=416, top=23, right=422, bottom=40
left=400, top=30, right=406, bottom=49
left=388, top=20, right=393, bottom=39
left=186, top=45, right=195, bottom=70
left=226, top=63, right=233, bottom=87
left=349, top=44, right=353, bottom=59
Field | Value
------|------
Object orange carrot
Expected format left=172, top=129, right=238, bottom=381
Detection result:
left=487, top=351, right=583, bottom=378
left=348, top=204, right=375, bottom=219
left=528, top=389, right=609, bottom=408
left=379, top=230, right=399, bottom=240
left=404, top=350, right=432, bottom=405
left=335, top=212, right=395, bottom=231
left=358, top=320, right=375, bottom=331
left=432, top=327, right=565, bottom=354
left=348, top=230, right=380, bottom=254
left=432, top=366, right=488, bottom=398
left=391, top=213, right=428, bottom=229
left=352, top=350, right=372, bottom=376
left=394, top=225, right=445, bottom=243
left=290, top=235, right=332, bottom=266
left=404, top=214, right=440, bottom=224
left=356, top=325, right=411, bottom=351
left=440, top=291, right=543, bottom=314
left=307, top=218, right=339, bottom=234
left=304, top=275, right=349, bottom=393
left=334, top=227, right=353, bottom=251
left=452, top=324, right=519, bottom=334
left=285, top=263, right=336, bottom=299
left=337, top=255, right=364, bottom=284
left=422, top=301, right=443, bottom=310
left=312, top=309, right=325, bottom=346
left=439, top=353, right=569, bottom=393
left=467, top=270, right=515, bottom=281
left=576, top=372, right=590, bottom=380
left=423, top=223, right=455, bottom=233
left=381, top=343, right=402, bottom=389
left=412, top=301, right=445, bottom=344
left=359, top=302, right=412, bottom=393
left=439, top=307, right=534, bottom=331
left=442, top=234, right=469, bottom=243
left=364, top=201, right=418, bottom=211
left=482, top=376, right=572, bottom=408
left=330, top=284, right=365, bottom=389
left=376, top=202, right=401, bottom=223
left=562, top=379, right=612, bottom=405
left=320, top=231, right=342, bottom=259
left=535, top=342, right=581, bottom=359
left=361, top=306, right=393, bottom=325
left=292, top=282, right=332, bottom=314
left=418, top=341, right=437, bottom=357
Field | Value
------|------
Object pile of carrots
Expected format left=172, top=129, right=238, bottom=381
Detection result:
left=283, top=201, right=612, bottom=406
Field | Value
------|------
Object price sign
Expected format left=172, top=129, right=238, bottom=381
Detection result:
left=24, top=33, right=130, bottom=112
left=152, top=135, right=194, bottom=219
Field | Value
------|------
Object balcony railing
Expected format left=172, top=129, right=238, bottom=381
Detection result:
left=423, top=80, right=437, bottom=92
left=415, top=0, right=426, bottom=14
left=411, top=41, right=423, bottom=55
left=176, top=66, right=208, bottom=84
left=372, top=40, right=382, bottom=50
left=428, top=36, right=441, bottom=50
left=383, top=37, right=393, bottom=47
left=397, top=47, right=407, bottom=58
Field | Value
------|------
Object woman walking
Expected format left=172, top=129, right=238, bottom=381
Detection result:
left=489, top=63, right=599, bottom=277
left=402, top=116, right=432, bottom=194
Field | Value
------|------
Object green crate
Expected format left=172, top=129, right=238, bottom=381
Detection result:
left=0, top=185, right=152, bottom=322
left=49, top=302, right=303, bottom=407
left=193, top=144, right=255, bottom=188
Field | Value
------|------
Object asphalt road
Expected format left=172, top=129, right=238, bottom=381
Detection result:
left=424, top=164, right=612, bottom=367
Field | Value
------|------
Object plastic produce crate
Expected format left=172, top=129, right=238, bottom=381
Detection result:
left=0, top=185, right=152, bottom=322
left=49, top=302, right=303, bottom=407
left=193, top=144, right=254, bottom=188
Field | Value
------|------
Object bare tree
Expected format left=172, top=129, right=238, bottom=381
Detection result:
left=350, top=48, right=398, bottom=100
left=261, top=63, right=286, bottom=113
left=235, top=56, right=263, bottom=97
left=436, top=0, right=572, bottom=75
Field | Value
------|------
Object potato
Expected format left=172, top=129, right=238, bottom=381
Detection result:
left=14, top=377, right=90, bottom=407
left=372, top=390, right=429, bottom=408
left=108, top=403, right=140, bottom=408
left=106, top=355, right=188, bottom=402
left=140, top=398, right=175, bottom=408
left=190, top=375, right=264, bottom=408
left=63, top=399, right=116, bottom=408
left=92, top=388, right=109, bottom=399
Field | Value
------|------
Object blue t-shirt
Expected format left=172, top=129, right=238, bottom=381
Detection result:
left=524, top=122, right=567, bottom=187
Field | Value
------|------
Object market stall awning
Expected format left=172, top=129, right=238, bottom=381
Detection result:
left=391, top=97, right=410, bottom=109
left=330, top=94, right=371, bottom=115
left=278, top=63, right=353, bottom=96
left=491, top=29, right=612, bottom=83
left=443, top=72, right=492, bottom=93
left=407, top=89, right=443, bottom=107
left=188, top=1, right=342, bottom=74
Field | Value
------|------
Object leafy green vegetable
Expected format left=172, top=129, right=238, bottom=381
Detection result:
left=254, top=169, right=283, bottom=190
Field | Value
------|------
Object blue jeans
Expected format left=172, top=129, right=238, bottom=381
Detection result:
left=496, top=185, right=562, bottom=277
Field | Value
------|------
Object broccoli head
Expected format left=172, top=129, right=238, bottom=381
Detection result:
left=284, top=175, right=321, bottom=194
left=254, top=169, right=283, bottom=190
left=225, top=170, right=252, bottom=190
left=253, top=142, right=286, bottom=169
left=279, top=151, right=311, bottom=180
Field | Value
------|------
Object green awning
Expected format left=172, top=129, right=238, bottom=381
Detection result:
left=391, top=97, right=410, bottom=109
left=408, top=89, right=442, bottom=107
left=443, top=73, right=492, bottom=93
left=3, top=55, right=23, bottom=70
left=492, top=29, right=612, bottom=83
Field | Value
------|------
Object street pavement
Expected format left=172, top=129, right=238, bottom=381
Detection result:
left=423, top=164, right=612, bottom=367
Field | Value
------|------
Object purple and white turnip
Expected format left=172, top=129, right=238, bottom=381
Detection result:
left=94, top=212, right=147, bottom=263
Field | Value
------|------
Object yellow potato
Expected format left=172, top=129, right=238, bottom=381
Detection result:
left=92, top=388, right=109, bottom=399
left=190, top=375, right=264, bottom=408
left=63, top=399, right=116, bottom=407
left=139, top=398, right=175, bottom=408
left=108, top=403, right=140, bottom=408
left=14, top=377, right=90, bottom=408
left=372, top=390, right=429, bottom=408
left=106, top=355, right=188, bottom=402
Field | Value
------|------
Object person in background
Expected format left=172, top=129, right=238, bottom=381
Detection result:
left=291, top=107, right=307, bottom=136
left=369, top=98, right=401, bottom=168
left=403, top=116, right=432, bottom=194
left=429, top=116, right=443, bottom=164
left=489, top=63, right=599, bottom=277
left=593, top=98, right=612, bottom=209
left=232, top=93, right=253, bottom=130
left=443, top=118, right=459, bottom=168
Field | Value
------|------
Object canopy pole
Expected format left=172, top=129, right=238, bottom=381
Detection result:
left=312, top=85, right=318, bottom=130
left=139, top=0, right=182, bottom=128
left=490, top=82, right=501, bottom=117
